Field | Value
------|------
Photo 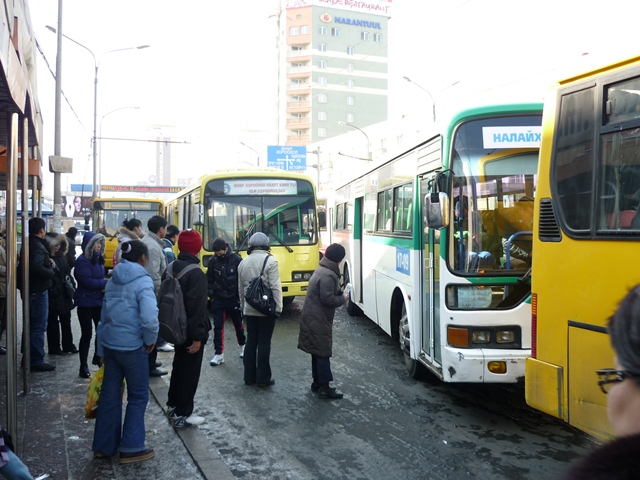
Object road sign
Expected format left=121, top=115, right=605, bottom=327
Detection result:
left=267, top=146, right=306, bottom=171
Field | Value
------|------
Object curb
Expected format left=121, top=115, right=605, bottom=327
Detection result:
left=148, top=376, right=236, bottom=480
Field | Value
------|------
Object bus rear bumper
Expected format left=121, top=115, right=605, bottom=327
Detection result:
left=440, top=347, right=529, bottom=383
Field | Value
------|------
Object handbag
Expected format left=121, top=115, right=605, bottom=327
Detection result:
left=245, top=255, right=276, bottom=316
left=63, top=274, right=76, bottom=299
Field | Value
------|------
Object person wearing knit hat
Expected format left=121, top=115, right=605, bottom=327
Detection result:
left=165, top=229, right=211, bottom=428
left=297, top=243, right=348, bottom=399
left=248, top=232, right=269, bottom=248
left=178, top=229, right=202, bottom=256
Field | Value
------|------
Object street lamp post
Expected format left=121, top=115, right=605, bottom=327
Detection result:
left=338, top=121, right=371, bottom=160
left=46, top=26, right=148, bottom=201
left=239, top=142, right=260, bottom=167
left=403, top=77, right=460, bottom=123
left=99, top=106, right=139, bottom=194
left=309, top=148, right=321, bottom=190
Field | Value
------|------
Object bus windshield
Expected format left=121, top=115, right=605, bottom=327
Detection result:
left=450, top=115, right=541, bottom=274
left=93, top=201, right=162, bottom=237
left=203, top=177, right=317, bottom=251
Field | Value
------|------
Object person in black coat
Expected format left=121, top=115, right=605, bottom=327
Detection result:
left=166, top=230, right=211, bottom=428
left=45, top=233, right=78, bottom=355
left=65, top=226, right=77, bottom=270
left=18, top=217, right=56, bottom=371
left=206, top=237, right=245, bottom=366
left=562, top=284, right=640, bottom=479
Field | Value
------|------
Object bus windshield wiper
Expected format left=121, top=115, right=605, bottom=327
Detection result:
left=266, top=231, right=294, bottom=252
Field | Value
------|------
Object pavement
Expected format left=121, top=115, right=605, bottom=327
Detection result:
left=0, top=308, right=236, bottom=480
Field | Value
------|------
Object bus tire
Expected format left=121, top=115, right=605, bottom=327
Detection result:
left=396, top=297, right=425, bottom=380
left=343, top=267, right=362, bottom=317
left=283, top=296, right=295, bottom=306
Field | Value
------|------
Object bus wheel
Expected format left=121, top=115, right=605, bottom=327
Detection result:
left=283, top=296, right=295, bottom=306
left=343, top=267, right=362, bottom=317
left=398, top=301, right=424, bottom=380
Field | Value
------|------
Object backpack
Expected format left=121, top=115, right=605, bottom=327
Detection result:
left=245, top=255, right=277, bottom=316
left=157, top=262, right=200, bottom=346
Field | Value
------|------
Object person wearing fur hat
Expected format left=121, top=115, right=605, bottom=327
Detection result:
left=298, top=243, right=348, bottom=399
left=238, top=232, right=283, bottom=387
left=166, top=229, right=211, bottom=428
left=45, top=232, right=78, bottom=356
left=74, top=232, right=108, bottom=378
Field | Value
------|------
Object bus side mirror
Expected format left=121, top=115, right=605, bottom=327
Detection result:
left=424, top=192, right=449, bottom=229
left=193, top=204, right=204, bottom=226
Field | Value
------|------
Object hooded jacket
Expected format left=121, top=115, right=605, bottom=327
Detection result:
left=96, top=259, right=159, bottom=356
left=297, top=257, right=344, bottom=357
left=113, top=226, right=141, bottom=267
left=164, top=252, right=211, bottom=342
left=47, top=233, right=74, bottom=314
left=238, top=249, right=283, bottom=317
left=206, top=244, right=242, bottom=303
left=73, top=232, right=108, bottom=307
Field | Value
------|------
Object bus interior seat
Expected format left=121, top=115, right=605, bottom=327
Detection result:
left=606, top=210, right=636, bottom=228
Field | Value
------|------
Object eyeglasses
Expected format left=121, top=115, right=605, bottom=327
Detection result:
left=597, top=368, right=637, bottom=394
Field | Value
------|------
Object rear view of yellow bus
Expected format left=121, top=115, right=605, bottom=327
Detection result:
left=92, top=198, right=164, bottom=272
left=526, top=55, right=640, bottom=440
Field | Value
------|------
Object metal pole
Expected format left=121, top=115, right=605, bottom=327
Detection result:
left=92, top=66, right=98, bottom=199
left=20, top=117, right=30, bottom=398
left=52, top=0, right=63, bottom=233
left=5, top=113, right=18, bottom=443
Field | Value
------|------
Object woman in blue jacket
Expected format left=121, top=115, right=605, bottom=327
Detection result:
left=93, top=240, right=158, bottom=464
left=73, top=232, right=108, bottom=378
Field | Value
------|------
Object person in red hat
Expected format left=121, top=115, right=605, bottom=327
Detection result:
left=165, top=229, right=212, bottom=428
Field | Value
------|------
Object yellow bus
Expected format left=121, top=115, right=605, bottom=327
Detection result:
left=164, top=169, right=319, bottom=304
left=92, top=197, right=164, bottom=271
left=525, top=54, right=640, bottom=440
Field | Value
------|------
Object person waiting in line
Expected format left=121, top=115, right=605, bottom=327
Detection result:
left=166, top=230, right=211, bottom=428
left=18, top=217, right=56, bottom=372
left=163, top=225, right=180, bottom=264
left=74, top=232, right=108, bottom=378
left=298, top=243, right=348, bottom=399
left=93, top=240, right=158, bottom=464
left=142, top=216, right=173, bottom=374
left=65, top=226, right=77, bottom=271
left=45, top=233, right=78, bottom=356
left=207, top=237, right=246, bottom=366
left=562, top=284, right=640, bottom=479
left=238, top=232, right=282, bottom=387
left=113, top=218, right=143, bottom=268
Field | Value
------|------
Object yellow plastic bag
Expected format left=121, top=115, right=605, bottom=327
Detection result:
left=84, top=365, right=104, bottom=420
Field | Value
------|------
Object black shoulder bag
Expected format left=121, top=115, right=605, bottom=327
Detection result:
left=245, top=255, right=276, bottom=316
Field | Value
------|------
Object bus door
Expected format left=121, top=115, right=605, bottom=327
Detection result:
left=420, top=176, right=440, bottom=364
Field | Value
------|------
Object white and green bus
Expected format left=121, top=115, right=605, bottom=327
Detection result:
left=333, top=103, right=542, bottom=382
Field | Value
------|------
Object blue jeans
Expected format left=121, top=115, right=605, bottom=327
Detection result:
left=29, top=291, right=48, bottom=366
left=92, top=346, right=149, bottom=455
left=0, top=449, right=33, bottom=479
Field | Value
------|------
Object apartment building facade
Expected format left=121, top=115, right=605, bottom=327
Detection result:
left=281, top=1, right=391, bottom=146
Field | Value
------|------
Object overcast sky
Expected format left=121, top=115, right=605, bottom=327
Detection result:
left=30, top=0, right=640, bottom=196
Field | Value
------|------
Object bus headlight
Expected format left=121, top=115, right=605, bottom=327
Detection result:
left=472, top=331, right=491, bottom=344
left=292, top=271, right=314, bottom=282
left=496, top=330, right=515, bottom=344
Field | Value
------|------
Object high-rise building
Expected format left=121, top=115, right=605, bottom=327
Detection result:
left=278, top=0, right=392, bottom=146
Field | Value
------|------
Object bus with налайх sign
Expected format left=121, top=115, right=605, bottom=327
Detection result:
left=331, top=102, right=542, bottom=383
left=164, top=169, right=319, bottom=305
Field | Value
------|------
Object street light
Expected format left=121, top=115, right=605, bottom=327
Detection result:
left=338, top=121, right=371, bottom=160
left=403, top=77, right=460, bottom=123
left=46, top=26, right=149, bottom=202
left=99, top=106, right=139, bottom=194
left=239, top=142, right=260, bottom=167
left=309, top=149, right=321, bottom=190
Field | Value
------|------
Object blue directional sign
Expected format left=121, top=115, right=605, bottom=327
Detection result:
left=267, top=146, right=306, bottom=171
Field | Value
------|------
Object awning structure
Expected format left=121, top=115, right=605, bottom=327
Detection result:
left=0, top=146, right=42, bottom=189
